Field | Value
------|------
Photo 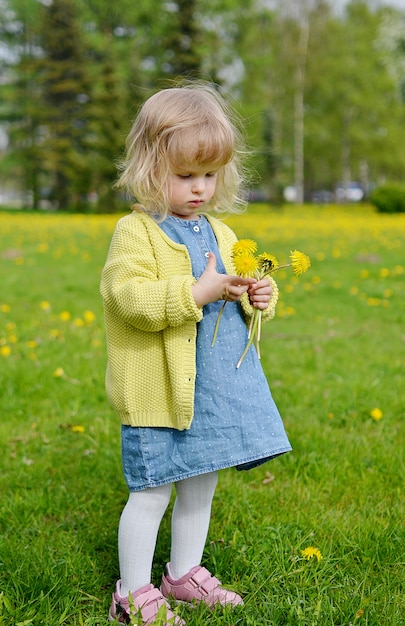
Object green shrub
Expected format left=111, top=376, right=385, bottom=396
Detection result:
left=370, top=182, right=405, bottom=213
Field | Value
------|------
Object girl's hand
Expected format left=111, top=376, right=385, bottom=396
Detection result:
left=248, top=277, right=272, bottom=310
left=192, top=252, right=255, bottom=308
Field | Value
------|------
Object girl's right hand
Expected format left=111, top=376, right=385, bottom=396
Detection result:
left=191, top=252, right=256, bottom=308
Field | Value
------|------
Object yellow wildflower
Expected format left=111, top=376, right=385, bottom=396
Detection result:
left=40, top=301, right=51, bottom=311
left=83, top=310, right=96, bottom=323
left=301, top=546, right=323, bottom=562
left=71, top=425, right=85, bottom=433
left=233, top=252, right=259, bottom=277
left=213, top=239, right=311, bottom=367
left=232, top=239, right=257, bottom=257
left=290, top=250, right=311, bottom=276
left=59, top=311, right=71, bottom=321
left=1, top=345, right=11, bottom=357
left=0, top=304, right=11, bottom=313
left=54, top=367, right=65, bottom=378
left=370, top=408, right=383, bottom=421
left=257, top=253, right=279, bottom=274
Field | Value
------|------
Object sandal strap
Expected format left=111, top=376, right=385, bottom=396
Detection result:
left=133, top=586, right=170, bottom=623
left=188, top=567, right=222, bottom=596
left=112, top=582, right=182, bottom=625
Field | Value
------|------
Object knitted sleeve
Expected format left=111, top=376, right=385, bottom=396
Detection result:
left=100, top=218, right=203, bottom=332
left=240, top=276, right=279, bottom=322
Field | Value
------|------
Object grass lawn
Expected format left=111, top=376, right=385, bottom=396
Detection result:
left=0, top=204, right=404, bottom=625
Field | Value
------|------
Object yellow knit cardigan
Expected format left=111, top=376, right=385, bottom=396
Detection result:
left=100, top=209, right=277, bottom=430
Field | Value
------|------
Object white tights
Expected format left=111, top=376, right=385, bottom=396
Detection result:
left=118, top=471, right=218, bottom=597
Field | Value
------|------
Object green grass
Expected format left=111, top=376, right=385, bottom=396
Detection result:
left=0, top=205, right=404, bottom=625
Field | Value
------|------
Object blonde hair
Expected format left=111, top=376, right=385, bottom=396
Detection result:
left=116, top=83, right=247, bottom=219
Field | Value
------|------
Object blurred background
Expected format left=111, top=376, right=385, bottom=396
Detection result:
left=1, top=0, right=405, bottom=212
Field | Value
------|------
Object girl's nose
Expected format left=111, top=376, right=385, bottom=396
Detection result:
left=192, top=177, right=205, bottom=193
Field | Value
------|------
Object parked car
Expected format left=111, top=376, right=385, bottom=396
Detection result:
left=335, top=182, right=364, bottom=202
left=310, top=190, right=334, bottom=204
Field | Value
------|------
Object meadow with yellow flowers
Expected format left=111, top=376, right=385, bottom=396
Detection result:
left=0, top=204, right=404, bottom=625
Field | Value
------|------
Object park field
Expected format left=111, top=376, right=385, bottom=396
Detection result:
left=0, top=204, right=404, bottom=625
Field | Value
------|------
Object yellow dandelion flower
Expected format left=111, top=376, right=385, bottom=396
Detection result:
left=257, top=253, right=279, bottom=274
left=232, top=239, right=257, bottom=257
left=0, top=304, right=11, bottom=313
left=73, top=318, right=84, bottom=327
left=367, top=298, right=381, bottom=307
left=71, top=425, right=85, bottom=433
left=54, top=367, right=65, bottom=378
left=290, top=250, right=311, bottom=276
left=285, top=306, right=296, bottom=316
left=59, top=311, right=71, bottom=321
left=40, top=300, right=51, bottom=311
left=1, top=345, right=11, bottom=357
left=233, top=252, right=259, bottom=278
left=301, top=546, right=322, bottom=562
left=83, top=310, right=96, bottom=323
left=370, top=408, right=383, bottom=421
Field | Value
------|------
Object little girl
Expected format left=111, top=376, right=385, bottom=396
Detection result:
left=101, top=82, right=291, bottom=625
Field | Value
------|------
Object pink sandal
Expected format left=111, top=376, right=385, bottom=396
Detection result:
left=161, top=564, right=243, bottom=609
left=108, top=580, right=185, bottom=625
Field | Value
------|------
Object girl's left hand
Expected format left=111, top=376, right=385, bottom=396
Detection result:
left=248, top=277, right=272, bottom=310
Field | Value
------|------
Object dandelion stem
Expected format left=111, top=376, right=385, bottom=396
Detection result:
left=263, top=262, right=292, bottom=277
left=248, top=312, right=254, bottom=338
left=237, top=309, right=262, bottom=368
left=211, top=301, right=227, bottom=347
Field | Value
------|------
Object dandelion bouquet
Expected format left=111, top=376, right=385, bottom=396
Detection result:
left=212, top=239, right=311, bottom=368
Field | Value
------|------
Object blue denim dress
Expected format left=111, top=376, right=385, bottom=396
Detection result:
left=122, top=216, right=292, bottom=491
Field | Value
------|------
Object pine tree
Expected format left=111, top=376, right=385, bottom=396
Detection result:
left=38, top=0, right=91, bottom=209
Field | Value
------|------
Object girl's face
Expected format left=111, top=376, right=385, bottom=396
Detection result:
left=166, top=163, right=219, bottom=220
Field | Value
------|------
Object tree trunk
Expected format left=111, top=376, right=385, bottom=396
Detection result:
left=294, top=18, right=309, bottom=205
